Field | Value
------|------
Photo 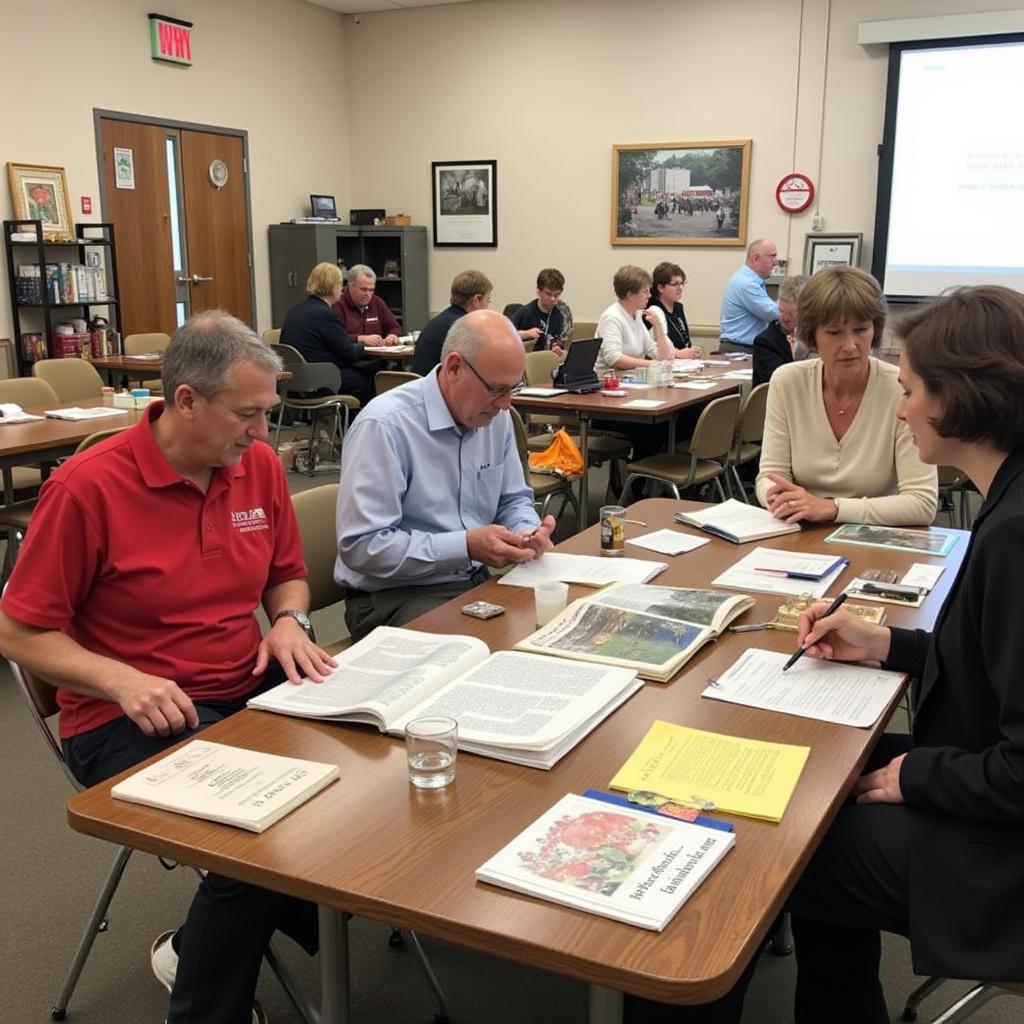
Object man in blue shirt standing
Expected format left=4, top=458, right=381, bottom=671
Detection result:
left=718, top=238, right=780, bottom=352
left=336, top=308, right=555, bottom=638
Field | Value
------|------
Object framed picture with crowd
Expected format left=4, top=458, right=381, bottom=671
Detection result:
left=611, top=140, right=751, bottom=247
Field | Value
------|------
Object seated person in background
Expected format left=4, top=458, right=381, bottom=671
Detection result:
left=510, top=267, right=574, bottom=356
left=0, top=311, right=334, bottom=1024
left=755, top=266, right=937, bottom=525
left=645, top=261, right=703, bottom=358
left=280, top=261, right=383, bottom=406
left=410, top=270, right=493, bottom=375
left=337, top=308, right=554, bottom=639
left=331, top=263, right=401, bottom=346
left=752, top=274, right=808, bottom=387
left=718, top=238, right=780, bottom=351
left=593, top=265, right=675, bottom=463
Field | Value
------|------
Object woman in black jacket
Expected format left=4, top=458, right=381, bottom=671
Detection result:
left=791, top=285, right=1024, bottom=1023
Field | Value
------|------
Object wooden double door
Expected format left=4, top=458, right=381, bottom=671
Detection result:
left=99, top=116, right=253, bottom=337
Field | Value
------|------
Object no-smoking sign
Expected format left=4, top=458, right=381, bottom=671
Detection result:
left=775, top=173, right=815, bottom=213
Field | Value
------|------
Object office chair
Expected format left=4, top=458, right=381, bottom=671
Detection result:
left=902, top=978, right=1024, bottom=1022
left=33, top=358, right=105, bottom=403
left=9, top=659, right=318, bottom=1024
left=511, top=408, right=580, bottom=523
left=290, top=483, right=450, bottom=1023
left=374, top=370, right=421, bottom=396
left=0, top=376, right=60, bottom=494
left=122, top=332, right=170, bottom=392
left=619, top=393, right=740, bottom=504
left=726, top=382, right=769, bottom=502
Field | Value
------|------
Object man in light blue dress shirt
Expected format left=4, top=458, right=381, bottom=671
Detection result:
left=718, top=238, right=780, bottom=352
left=336, top=309, right=556, bottom=638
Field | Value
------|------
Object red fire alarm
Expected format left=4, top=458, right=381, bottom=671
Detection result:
left=775, top=173, right=815, bottom=214
left=81, top=196, right=93, bottom=214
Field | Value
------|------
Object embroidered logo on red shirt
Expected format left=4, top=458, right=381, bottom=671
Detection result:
left=231, top=506, right=269, bottom=533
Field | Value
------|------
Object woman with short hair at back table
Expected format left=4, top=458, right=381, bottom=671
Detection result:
left=627, top=286, right=1024, bottom=1024
left=645, top=261, right=704, bottom=359
left=755, top=266, right=938, bottom=526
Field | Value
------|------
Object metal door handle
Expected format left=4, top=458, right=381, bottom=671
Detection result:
left=176, top=274, right=214, bottom=285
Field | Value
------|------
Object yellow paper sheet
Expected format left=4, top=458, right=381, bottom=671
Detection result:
left=609, top=720, right=810, bottom=822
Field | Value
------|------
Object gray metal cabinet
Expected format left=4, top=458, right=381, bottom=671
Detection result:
left=268, top=224, right=428, bottom=331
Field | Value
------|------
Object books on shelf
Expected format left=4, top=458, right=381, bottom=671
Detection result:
left=16, top=261, right=107, bottom=304
left=711, top=547, right=848, bottom=598
left=513, top=582, right=755, bottom=682
left=701, top=648, right=905, bottom=728
left=497, top=551, right=667, bottom=588
left=110, top=740, right=340, bottom=833
left=247, top=626, right=643, bottom=770
left=674, top=499, right=800, bottom=544
left=475, top=793, right=735, bottom=930
left=610, top=720, right=810, bottom=823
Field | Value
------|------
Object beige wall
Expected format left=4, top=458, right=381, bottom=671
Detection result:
left=0, top=0, right=350, bottom=338
left=342, top=0, right=1024, bottom=325
left=1, top=0, right=1019, bottom=353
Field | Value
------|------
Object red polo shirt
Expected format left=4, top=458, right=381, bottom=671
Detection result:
left=1, top=402, right=306, bottom=738
left=331, top=290, right=402, bottom=340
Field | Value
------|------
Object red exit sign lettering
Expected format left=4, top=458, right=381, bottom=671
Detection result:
left=148, top=14, right=194, bottom=66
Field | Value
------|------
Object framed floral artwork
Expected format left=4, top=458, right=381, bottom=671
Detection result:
left=7, top=163, right=75, bottom=241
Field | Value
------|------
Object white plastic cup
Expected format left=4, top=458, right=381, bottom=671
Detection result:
left=405, top=716, right=458, bottom=789
left=534, top=580, right=569, bottom=626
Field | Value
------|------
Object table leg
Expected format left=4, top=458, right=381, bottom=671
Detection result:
left=667, top=414, right=676, bottom=455
left=318, top=906, right=352, bottom=1024
left=589, top=984, right=623, bottom=1024
left=578, top=415, right=591, bottom=527
left=3, top=466, right=13, bottom=508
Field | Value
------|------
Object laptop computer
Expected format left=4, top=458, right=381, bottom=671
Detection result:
left=552, top=337, right=602, bottom=393
left=309, top=194, right=339, bottom=220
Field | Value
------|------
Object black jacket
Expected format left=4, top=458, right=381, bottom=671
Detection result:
left=410, top=304, right=465, bottom=376
left=887, top=445, right=1024, bottom=980
left=752, top=320, right=792, bottom=387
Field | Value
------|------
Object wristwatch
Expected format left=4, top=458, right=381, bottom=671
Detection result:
left=273, top=609, right=316, bottom=642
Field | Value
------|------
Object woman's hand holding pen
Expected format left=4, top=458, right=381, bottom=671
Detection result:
left=797, top=604, right=892, bottom=664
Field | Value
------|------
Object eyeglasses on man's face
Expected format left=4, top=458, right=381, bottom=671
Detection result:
left=459, top=353, right=523, bottom=398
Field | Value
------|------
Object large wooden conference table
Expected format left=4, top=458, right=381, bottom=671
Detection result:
left=512, top=357, right=751, bottom=525
left=67, top=499, right=965, bottom=1023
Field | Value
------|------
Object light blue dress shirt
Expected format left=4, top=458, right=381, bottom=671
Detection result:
left=335, top=369, right=539, bottom=591
left=719, top=264, right=780, bottom=344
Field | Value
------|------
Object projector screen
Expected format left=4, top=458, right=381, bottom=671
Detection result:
left=872, top=33, right=1024, bottom=299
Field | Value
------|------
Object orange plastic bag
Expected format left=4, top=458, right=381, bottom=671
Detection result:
left=528, top=428, right=584, bottom=478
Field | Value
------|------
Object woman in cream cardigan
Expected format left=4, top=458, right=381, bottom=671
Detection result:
left=755, top=267, right=937, bottom=526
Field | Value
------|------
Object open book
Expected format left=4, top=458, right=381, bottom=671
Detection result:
left=476, top=793, right=734, bottom=930
left=247, top=627, right=643, bottom=770
left=513, top=582, right=755, bottom=682
left=111, top=740, right=340, bottom=833
left=674, top=498, right=800, bottom=543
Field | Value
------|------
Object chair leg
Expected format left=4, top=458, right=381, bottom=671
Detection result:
left=712, top=476, right=727, bottom=502
left=926, top=984, right=1007, bottom=1024
left=902, top=976, right=947, bottom=1021
left=618, top=473, right=639, bottom=506
left=729, top=466, right=747, bottom=503
left=402, top=929, right=450, bottom=1024
left=52, top=845, right=133, bottom=1021
left=264, top=940, right=320, bottom=1024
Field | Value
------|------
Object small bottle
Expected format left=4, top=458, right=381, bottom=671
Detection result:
left=101, top=386, right=115, bottom=406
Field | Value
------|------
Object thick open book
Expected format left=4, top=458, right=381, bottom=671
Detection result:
left=674, top=498, right=800, bottom=543
left=247, top=627, right=643, bottom=770
left=513, top=582, right=755, bottom=682
left=110, top=740, right=340, bottom=833
left=476, top=793, right=735, bottom=930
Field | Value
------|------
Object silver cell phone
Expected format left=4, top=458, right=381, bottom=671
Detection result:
left=461, top=601, right=505, bottom=620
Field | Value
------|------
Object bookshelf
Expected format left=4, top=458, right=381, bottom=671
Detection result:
left=3, top=220, right=121, bottom=377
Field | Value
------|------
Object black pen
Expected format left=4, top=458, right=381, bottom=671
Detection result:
left=782, top=591, right=848, bottom=672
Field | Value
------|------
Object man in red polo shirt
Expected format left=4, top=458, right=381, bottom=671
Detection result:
left=0, top=310, right=335, bottom=1024
left=331, top=263, right=401, bottom=346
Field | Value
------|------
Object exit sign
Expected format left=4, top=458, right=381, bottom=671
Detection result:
left=149, top=14, right=193, bottom=66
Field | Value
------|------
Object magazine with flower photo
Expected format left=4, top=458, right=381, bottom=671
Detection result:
left=475, top=793, right=735, bottom=930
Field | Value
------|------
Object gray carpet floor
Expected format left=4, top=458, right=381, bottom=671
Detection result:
left=0, top=449, right=1014, bottom=1023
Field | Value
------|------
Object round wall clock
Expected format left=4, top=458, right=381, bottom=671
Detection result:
left=208, top=159, right=229, bottom=190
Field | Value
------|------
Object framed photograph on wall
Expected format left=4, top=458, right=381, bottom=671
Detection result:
left=431, top=159, right=497, bottom=247
left=7, top=163, right=75, bottom=241
left=803, top=233, right=863, bottom=275
left=611, top=140, right=751, bottom=246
